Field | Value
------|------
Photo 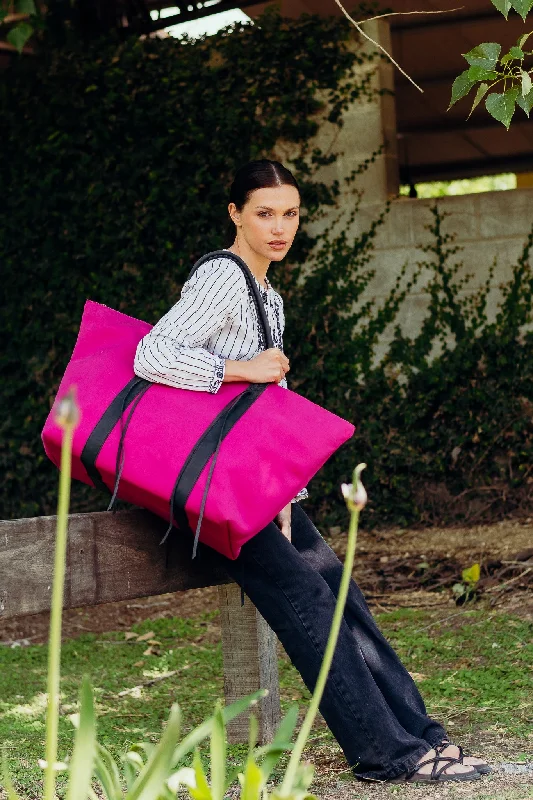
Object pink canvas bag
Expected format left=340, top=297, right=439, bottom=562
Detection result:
left=42, top=251, right=355, bottom=559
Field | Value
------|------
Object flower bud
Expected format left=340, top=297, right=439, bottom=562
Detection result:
left=54, top=386, right=80, bottom=429
left=341, top=464, right=367, bottom=511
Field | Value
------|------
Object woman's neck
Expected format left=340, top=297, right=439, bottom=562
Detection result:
left=226, top=240, right=270, bottom=288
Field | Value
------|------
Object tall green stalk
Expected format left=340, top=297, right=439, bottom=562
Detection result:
left=43, top=389, right=79, bottom=800
left=280, top=464, right=367, bottom=795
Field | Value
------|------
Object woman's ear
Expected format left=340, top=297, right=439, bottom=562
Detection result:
left=228, top=202, right=241, bottom=227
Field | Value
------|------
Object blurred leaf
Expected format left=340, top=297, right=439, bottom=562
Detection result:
left=209, top=703, right=226, bottom=800
left=171, top=690, right=266, bottom=767
left=248, top=713, right=259, bottom=755
left=94, top=743, right=122, bottom=800
left=2, top=750, right=23, bottom=800
left=66, top=678, right=97, bottom=800
left=190, top=750, right=212, bottom=800
left=167, top=767, right=197, bottom=792
left=255, top=705, right=299, bottom=782
left=128, top=703, right=182, bottom=800
left=6, top=22, right=33, bottom=53
left=14, top=0, right=36, bottom=13
left=521, top=70, right=532, bottom=96
left=239, top=760, right=263, bottom=800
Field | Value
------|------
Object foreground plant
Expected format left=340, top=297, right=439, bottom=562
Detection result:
left=2, top=384, right=368, bottom=800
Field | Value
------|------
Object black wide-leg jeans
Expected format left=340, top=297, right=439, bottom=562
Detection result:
left=194, top=503, right=447, bottom=782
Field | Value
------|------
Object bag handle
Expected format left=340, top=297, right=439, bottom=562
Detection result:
left=189, top=250, right=274, bottom=350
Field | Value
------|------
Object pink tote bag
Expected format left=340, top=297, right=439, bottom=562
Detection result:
left=42, top=253, right=355, bottom=559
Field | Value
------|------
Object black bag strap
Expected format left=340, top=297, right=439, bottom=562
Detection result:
left=189, top=249, right=274, bottom=350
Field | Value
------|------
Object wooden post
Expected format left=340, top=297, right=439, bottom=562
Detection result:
left=218, top=584, right=281, bottom=744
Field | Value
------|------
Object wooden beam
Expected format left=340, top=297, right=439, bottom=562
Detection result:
left=0, top=509, right=231, bottom=619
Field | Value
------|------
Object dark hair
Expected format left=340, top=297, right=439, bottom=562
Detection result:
left=225, top=159, right=300, bottom=245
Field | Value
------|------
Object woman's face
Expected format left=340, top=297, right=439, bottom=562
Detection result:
left=229, top=184, right=300, bottom=262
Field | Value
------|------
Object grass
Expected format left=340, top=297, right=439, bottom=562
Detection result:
left=0, top=607, right=531, bottom=798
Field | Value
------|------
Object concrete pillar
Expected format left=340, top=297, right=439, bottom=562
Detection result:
left=303, top=20, right=399, bottom=237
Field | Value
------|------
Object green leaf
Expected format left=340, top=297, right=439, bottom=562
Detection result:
left=66, top=678, right=97, bottom=800
left=462, top=563, right=481, bottom=585
left=468, top=83, right=490, bottom=118
left=509, top=46, right=525, bottom=58
left=2, top=749, right=23, bottom=800
left=518, top=32, right=533, bottom=49
left=511, top=0, right=533, bottom=21
left=463, top=42, right=501, bottom=70
left=14, top=0, right=36, bottom=14
left=516, top=86, right=533, bottom=115
left=521, top=70, right=532, bottom=95
left=466, top=66, right=499, bottom=81
left=485, top=88, right=519, bottom=128
left=190, top=750, right=212, bottom=800
left=209, top=703, right=226, bottom=800
left=248, top=714, right=259, bottom=755
left=94, top=744, right=122, bottom=800
left=128, top=703, right=182, bottom=800
left=239, top=760, right=263, bottom=800
left=171, top=690, right=266, bottom=768
left=167, top=767, right=197, bottom=793
left=490, top=0, right=512, bottom=17
left=449, top=70, right=476, bottom=108
left=255, top=705, right=299, bottom=783
left=6, top=22, right=33, bottom=53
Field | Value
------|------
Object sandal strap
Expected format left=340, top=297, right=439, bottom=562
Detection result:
left=406, top=755, right=463, bottom=781
left=436, top=740, right=466, bottom=760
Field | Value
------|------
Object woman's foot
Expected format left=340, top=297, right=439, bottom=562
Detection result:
left=390, top=745, right=482, bottom=783
left=437, top=738, right=492, bottom=774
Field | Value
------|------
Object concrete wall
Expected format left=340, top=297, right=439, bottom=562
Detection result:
left=356, top=189, right=533, bottom=355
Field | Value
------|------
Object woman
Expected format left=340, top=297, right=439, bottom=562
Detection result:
left=133, top=159, right=490, bottom=784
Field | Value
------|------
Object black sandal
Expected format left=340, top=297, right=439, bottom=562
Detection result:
left=390, top=752, right=481, bottom=783
left=437, top=738, right=493, bottom=775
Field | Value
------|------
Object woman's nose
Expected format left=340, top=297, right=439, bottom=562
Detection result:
left=272, top=218, right=284, bottom=234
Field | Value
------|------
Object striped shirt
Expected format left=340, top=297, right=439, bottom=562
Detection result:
left=133, top=252, right=286, bottom=392
left=133, top=252, right=308, bottom=502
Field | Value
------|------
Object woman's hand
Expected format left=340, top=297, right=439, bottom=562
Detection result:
left=275, top=502, right=292, bottom=542
left=224, top=348, right=289, bottom=384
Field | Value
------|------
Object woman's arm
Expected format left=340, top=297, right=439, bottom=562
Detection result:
left=134, top=258, right=245, bottom=393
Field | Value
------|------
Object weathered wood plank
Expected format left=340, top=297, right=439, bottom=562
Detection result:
left=0, top=509, right=231, bottom=619
left=218, top=584, right=281, bottom=744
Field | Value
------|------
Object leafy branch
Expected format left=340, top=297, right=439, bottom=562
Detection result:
left=0, top=0, right=37, bottom=53
left=449, top=1, right=533, bottom=126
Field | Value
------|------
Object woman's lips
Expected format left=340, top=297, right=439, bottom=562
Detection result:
left=268, top=241, right=287, bottom=249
